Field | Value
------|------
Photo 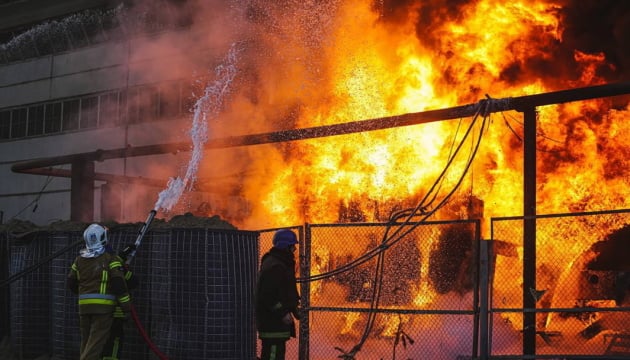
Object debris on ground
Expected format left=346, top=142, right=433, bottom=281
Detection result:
left=0, top=212, right=237, bottom=235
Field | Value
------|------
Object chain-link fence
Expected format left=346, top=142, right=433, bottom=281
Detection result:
left=1, top=227, right=258, bottom=360
left=2, top=210, right=630, bottom=359
left=261, top=220, right=481, bottom=360
left=490, top=209, right=630, bottom=359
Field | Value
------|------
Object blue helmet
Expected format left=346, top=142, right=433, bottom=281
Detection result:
left=272, top=229, right=298, bottom=249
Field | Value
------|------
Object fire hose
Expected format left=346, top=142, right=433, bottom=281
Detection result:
left=130, top=303, right=169, bottom=360
left=125, top=209, right=170, bottom=360
left=125, top=209, right=157, bottom=265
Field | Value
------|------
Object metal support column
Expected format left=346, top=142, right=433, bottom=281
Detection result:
left=70, top=160, right=94, bottom=222
left=0, top=234, right=8, bottom=340
left=522, top=106, right=537, bottom=356
left=298, top=225, right=311, bottom=360
left=479, top=239, right=490, bottom=360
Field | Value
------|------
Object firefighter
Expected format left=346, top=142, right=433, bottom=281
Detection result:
left=101, top=243, right=138, bottom=360
left=67, top=224, right=132, bottom=360
left=256, top=229, right=301, bottom=360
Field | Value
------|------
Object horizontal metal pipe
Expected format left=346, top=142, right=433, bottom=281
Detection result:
left=11, top=143, right=190, bottom=172
left=510, top=81, right=630, bottom=110
left=16, top=167, right=167, bottom=187
left=11, top=81, right=630, bottom=175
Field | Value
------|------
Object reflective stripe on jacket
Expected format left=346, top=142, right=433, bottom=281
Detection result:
left=67, top=252, right=131, bottom=315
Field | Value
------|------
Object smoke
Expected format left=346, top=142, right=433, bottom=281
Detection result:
left=155, top=44, right=241, bottom=212
left=391, top=0, right=629, bottom=86
left=558, top=0, right=630, bottom=82
left=89, top=0, right=629, bottom=225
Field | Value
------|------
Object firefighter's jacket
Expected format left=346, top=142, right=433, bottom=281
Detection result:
left=110, top=248, right=138, bottom=319
left=114, top=259, right=137, bottom=318
left=256, top=247, right=300, bottom=340
left=67, top=252, right=132, bottom=315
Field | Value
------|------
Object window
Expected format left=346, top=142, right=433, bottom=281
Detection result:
left=159, top=81, right=182, bottom=118
left=27, top=105, right=44, bottom=136
left=118, top=89, right=129, bottom=125
left=183, top=81, right=199, bottom=114
left=99, top=92, right=119, bottom=127
left=62, top=99, right=80, bottom=131
left=11, top=108, right=27, bottom=138
left=0, top=79, right=191, bottom=140
left=44, top=102, right=62, bottom=134
left=80, top=97, right=98, bottom=129
left=139, top=85, right=159, bottom=122
left=0, top=110, right=10, bottom=139
left=126, top=87, right=140, bottom=124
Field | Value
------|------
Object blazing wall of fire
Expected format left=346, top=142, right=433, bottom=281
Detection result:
left=172, top=0, right=629, bottom=231
left=137, top=0, right=626, bottom=315
left=112, top=0, right=630, bottom=322
left=94, top=0, right=630, bottom=345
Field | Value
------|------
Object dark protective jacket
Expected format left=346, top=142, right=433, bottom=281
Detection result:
left=109, top=247, right=138, bottom=319
left=256, top=247, right=300, bottom=339
left=67, top=251, right=132, bottom=315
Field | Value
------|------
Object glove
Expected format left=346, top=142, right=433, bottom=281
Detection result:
left=292, top=308, right=301, bottom=321
left=119, top=244, right=137, bottom=260
left=281, top=312, right=294, bottom=325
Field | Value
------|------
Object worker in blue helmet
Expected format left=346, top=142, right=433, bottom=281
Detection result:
left=256, top=229, right=301, bottom=360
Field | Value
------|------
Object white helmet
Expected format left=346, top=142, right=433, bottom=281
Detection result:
left=83, top=223, right=108, bottom=251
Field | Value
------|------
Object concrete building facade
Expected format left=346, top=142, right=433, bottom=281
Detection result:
left=0, top=0, right=216, bottom=225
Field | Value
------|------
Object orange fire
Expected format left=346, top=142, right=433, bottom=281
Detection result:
left=200, top=0, right=629, bottom=230
left=193, top=0, right=629, bottom=340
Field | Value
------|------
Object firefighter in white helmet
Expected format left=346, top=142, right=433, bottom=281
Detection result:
left=67, top=224, right=133, bottom=360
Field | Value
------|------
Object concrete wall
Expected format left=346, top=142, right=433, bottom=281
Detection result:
left=0, top=29, right=193, bottom=108
left=0, top=27, right=215, bottom=225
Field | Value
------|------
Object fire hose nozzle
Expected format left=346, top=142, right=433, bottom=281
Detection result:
left=126, top=209, right=158, bottom=264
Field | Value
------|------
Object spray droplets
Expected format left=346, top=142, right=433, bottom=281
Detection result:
left=154, top=43, right=241, bottom=213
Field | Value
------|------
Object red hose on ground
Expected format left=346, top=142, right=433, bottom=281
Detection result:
left=130, top=303, right=170, bottom=360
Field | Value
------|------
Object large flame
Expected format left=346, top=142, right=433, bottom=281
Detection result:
left=197, top=0, right=628, bottom=230
left=179, top=0, right=630, bottom=342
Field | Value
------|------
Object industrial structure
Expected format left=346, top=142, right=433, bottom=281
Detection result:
left=0, top=0, right=212, bottom=225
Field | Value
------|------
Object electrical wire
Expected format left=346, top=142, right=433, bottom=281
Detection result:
left=301, top=100, right=489, bottom=284
left=332, top=99, right=493, bottom=358
left=0, top=238, right=83, bottom=288
left=502, top=111, right=564, bottom=151
left=7, top=175, right=53, bottom=222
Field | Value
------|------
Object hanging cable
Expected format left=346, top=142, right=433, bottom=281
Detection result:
left=7, top=175, right=53, bottom=222
left=331, top=99, right=495, bottom=359
left=301, top=100, right=489, bottom=284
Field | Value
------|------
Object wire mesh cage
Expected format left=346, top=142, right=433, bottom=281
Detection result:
left=4, top=226, right=259, bottom=360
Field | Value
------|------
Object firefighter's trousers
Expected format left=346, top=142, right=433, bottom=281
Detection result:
left=80, top=313, right=114, bottom=360
left=102, top=317, right=125, bottom=359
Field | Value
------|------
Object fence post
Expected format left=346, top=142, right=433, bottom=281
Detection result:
left=522, top=106, right=538, bottom=356
left=0, top=233, right=8, bottom=341
left=479, top=239, right=490, bottom=360
left=298, top=224, right=311, bottom=360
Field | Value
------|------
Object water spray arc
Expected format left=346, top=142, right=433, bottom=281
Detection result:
left=114, top=44, right=242, bottom=359
left=153, top=43, right=241, bottom=214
